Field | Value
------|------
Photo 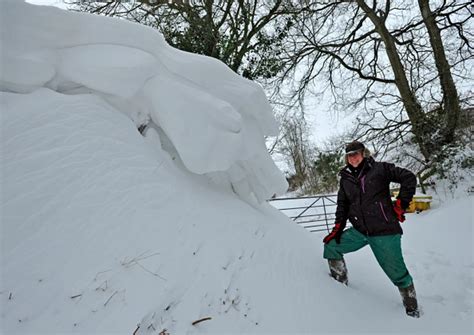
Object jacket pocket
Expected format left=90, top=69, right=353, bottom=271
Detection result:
left=378, top=201, right=389, bottom=223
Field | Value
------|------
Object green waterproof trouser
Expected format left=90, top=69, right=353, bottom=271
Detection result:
left=323, top=227, right=413, bottom=288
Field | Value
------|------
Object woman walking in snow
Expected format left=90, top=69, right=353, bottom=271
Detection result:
left=323, top=140, right=420, bottom=318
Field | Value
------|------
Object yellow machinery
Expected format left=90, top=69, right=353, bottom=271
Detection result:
left=392, top=192, right=432, bottom=213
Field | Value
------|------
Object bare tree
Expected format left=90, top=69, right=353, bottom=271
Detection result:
left=278, top=116, right=313, bottom=191
left=275, top=0, right=472, bottom=166
left=66, top=0, right=311, bottom=80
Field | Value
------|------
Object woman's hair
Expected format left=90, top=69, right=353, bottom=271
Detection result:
left=363, top=147, right=371, bottom=158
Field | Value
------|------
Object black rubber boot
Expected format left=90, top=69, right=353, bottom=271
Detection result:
left=328, top=259, right=348, bottom=285
left=399, top=283, right=420, bottom=318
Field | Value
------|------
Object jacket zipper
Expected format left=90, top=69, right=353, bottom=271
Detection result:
left=342, top=170, right=370, bottom=235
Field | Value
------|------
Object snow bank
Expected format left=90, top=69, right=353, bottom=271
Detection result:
left=0, top=0, right=287, bottom=204
left=2, top=88, right=472, bottom=334
left=1, top=87, right=324, bottom=334
left=1, top=1, right=472, bottom=335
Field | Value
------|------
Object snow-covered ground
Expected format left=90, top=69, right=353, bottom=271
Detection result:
left=1, top=1, right=473, bottom=334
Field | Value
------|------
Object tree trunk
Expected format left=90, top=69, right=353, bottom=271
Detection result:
left=356, top=0, right=434, bottom=161
left=418, top=0, right=461, bottom=145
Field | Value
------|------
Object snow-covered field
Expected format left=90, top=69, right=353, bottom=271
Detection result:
left=1, top=1, right=473, bottom=334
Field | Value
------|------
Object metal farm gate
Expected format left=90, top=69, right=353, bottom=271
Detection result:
left=268, top=195, right=338, bottom=233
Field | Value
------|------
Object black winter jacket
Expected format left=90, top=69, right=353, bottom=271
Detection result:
left=335, top=157, right=416, bottom=236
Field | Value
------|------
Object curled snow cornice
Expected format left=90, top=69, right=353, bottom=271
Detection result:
left=0, top=0, right=288, bottom=202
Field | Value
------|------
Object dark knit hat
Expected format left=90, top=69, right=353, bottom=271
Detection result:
left=345, top=141, right=365, bottom=155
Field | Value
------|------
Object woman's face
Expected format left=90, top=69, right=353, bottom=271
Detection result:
left=347, top=151, right=364, bottom=168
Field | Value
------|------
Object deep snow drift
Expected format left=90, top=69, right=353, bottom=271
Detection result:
left=1, top=1, right=473, bottom=334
